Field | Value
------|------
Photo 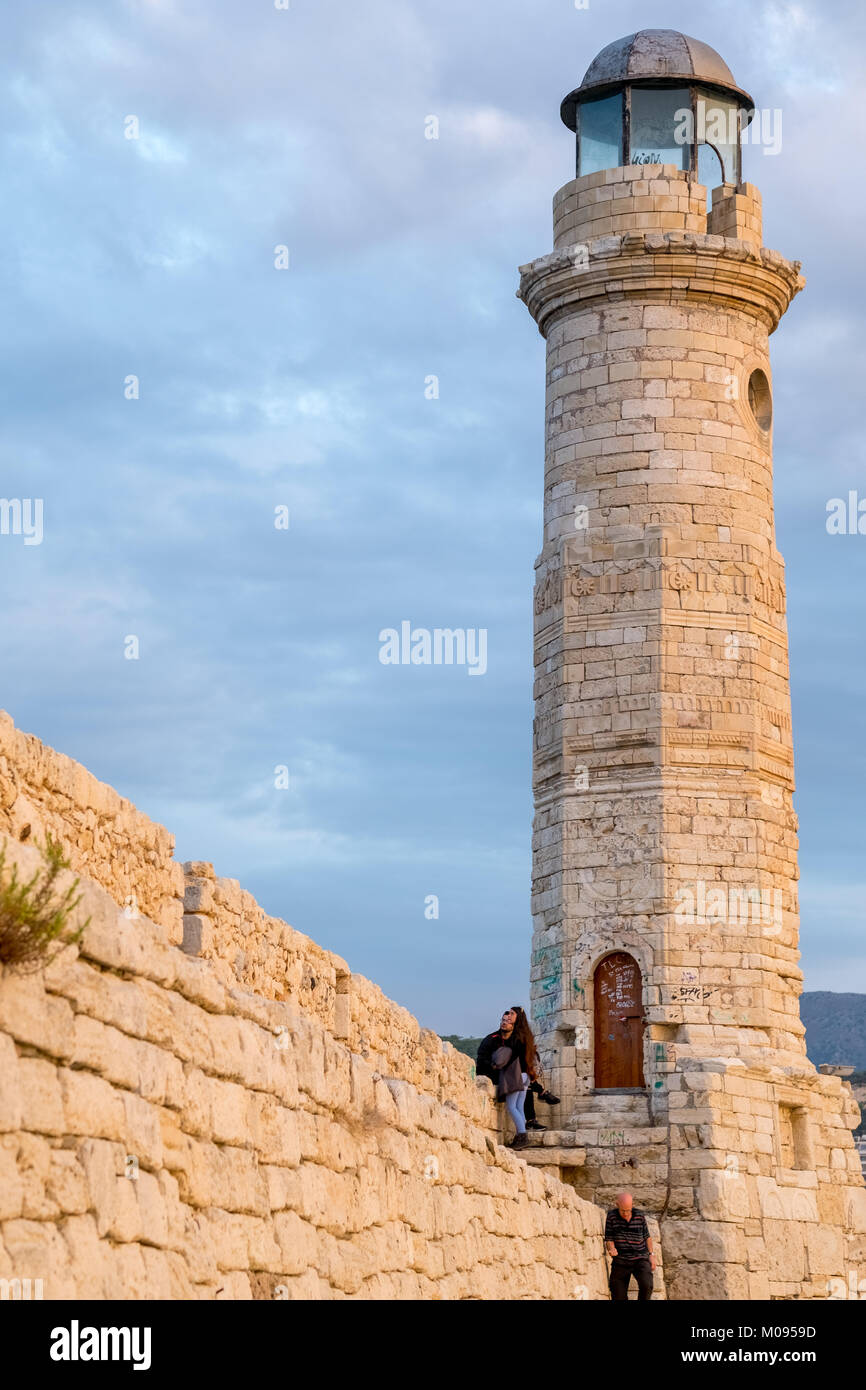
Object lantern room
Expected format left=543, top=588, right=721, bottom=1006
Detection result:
left=560, top=29, right=755, bottom=189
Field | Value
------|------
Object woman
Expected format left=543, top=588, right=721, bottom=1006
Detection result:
left=492, top=1005, right=539, bottom=1150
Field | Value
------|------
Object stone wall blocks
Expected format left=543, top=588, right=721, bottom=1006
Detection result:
left=46, top=957, right=148, bottom=1038
left=108, top=1168, right=147, bottom=1243
left=70, top=1014, right=177, bottom=1106
left=214, top=1270, right=253, bottom=1299
left=0, top=713, right=637, bottom=1299
left=163, top=1254, right=201, bottom=1300
left=180, top=1066, right=214, bottom=1139
left=0, top=1033, right=22, bottom=1131
left=763, top=1219, right=807, bottom=1282
left=74, top=1139, right=122, bottom=1239
left=381, top=1077, right=416, bottom=1135
left=81, top=897, right=177, bottom=990
left=18, top=1057, right=65, bottom=1135
left=697, top=1169, right=750, bottom=1221
left=175, top=1137, right=266, bottom=1216
left=248, top=1093, right=302, bottom=1168
left=7, top=796, right=48, bottom=848
left=135, top=1244, right=174, bottom=1299
left=120, top=1091, right=164, bottom=1171
left=260, top=1163, right=300, bottom=1215
left=805, top=1225, right=845, bottom=1277
left=206, top=1207, right=259, bottom=1272
left=102, top=1241, right=150, bottom=1300
left=208, top=1077, right=255, bottom=1149
left=182, top=913, right=212, bottom=957
left=3, top=1215, right=77, bottom=1296
left=155, top=1168, right=187, bottom=1249
left=138, top=980, right=210, bottom=1067
left=0, top=1138, right=24, bottom=1219
left=845, top=1186, right=866, bottom=1235
left=183, top=861, right=215, bottom=884
left=663, top=1218, right=747, bottom=1265
left=183, top=876, right=215, bottom=914
left=206, top=1015, right=262, bottom=1088
left=178, top=1209, right=219, bottom=1284
left=0, top=968, right=75, bottom=1061
left=28, top=1143, right=84, bottom=1221
left=173, top=953, right=227, bottom=1014
left=57, top=1212, right=107, bottom=1297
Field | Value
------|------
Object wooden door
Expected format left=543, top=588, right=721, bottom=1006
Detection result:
left=594, top=952, right=645, bottom=1089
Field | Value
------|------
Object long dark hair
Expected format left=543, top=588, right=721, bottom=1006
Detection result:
left=510, top=1005, right=539, bottom=1078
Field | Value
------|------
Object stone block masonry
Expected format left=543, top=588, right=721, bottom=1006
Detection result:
left=0, top=710, right=183, bottom=943
left=0, top=712, right=610, bottom=1300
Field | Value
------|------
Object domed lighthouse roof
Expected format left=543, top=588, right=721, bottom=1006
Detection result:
left=561, top=29, right=754, bottom=131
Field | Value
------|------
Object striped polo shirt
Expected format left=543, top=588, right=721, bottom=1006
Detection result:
left=604, top=1206, right=650, bottom=1262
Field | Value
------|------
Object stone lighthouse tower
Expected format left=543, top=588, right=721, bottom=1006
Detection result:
left=519, top=30, right=866, bottom=1299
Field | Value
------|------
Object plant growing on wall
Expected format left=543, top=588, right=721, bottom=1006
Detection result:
left=0, top=834, right=90, bottom=972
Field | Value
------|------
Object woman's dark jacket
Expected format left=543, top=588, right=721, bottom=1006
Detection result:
left=476, top=1030, right=529, bottom=1097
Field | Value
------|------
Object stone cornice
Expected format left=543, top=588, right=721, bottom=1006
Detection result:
left=517, top=231, right=805, bottom=336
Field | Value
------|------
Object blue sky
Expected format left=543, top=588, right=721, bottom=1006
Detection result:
left=1, top=0, right=864, bottom=1035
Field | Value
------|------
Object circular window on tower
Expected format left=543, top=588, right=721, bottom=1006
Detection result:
left=747, top=368, right=773, bottom=432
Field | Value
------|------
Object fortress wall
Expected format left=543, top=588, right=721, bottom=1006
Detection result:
left=0, top=711, right=183, bottom=943
left=0, top=714, right=611, bottom=1300
left=180, top=866, right=497, bottom=1116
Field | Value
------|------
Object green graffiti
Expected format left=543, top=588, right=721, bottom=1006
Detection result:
left=532, top=947, right=559, bottom=969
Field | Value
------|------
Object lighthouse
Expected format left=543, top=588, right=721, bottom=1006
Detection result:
left=518, top=30, right=866, bottom=1300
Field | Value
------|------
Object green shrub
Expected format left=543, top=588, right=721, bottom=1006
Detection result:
left=0, top=834, right=90, bottom=972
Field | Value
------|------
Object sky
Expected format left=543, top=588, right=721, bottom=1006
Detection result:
left=1, top=0, right=864, bottom=1037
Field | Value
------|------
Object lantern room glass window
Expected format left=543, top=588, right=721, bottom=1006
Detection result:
left=574, top=84, right=744, bottom=185
left=697, top=142, right=724, bottom=202
left=578, top=92, right=623, bottom=176
left=629, top=86, right=691, bottom=169
left=695, top=93, right=740, bottom=184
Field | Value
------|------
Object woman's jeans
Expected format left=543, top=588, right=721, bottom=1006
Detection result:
left=505, top=1073, right=529, bottom=1134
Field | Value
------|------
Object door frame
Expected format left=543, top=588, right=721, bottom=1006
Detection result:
left=592, top=949, right=647, bottom=1090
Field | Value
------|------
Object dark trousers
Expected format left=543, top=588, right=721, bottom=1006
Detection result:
left=524, top=1087, right=537, bottom=1123
left=609, top=1257, right=653, bottom=1302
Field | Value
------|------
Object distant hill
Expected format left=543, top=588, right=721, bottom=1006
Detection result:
left=441, top=1034, right=482, bottom=1062
left=802, top=992, right=866, bottom=1071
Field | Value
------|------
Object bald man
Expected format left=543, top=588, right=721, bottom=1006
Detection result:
left=604, top=1192, right=656, bottom=1302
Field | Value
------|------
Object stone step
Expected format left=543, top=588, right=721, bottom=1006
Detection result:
left=523, top=1129, right=583, bottom=1148
left=521, top=1126, right=666, bottom=1150
left=567, top=1112, right=650, bottom=1127
left=572, top=1092, right=650, bottom=1112
left=521, top=1144, right=587, bottom=1168
left=569, top=1093, right=652, bottom=1127
left=521, top=1125, right=667, bottom=1151
left=569, top=1126, right=667, bottom=1147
